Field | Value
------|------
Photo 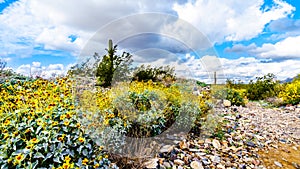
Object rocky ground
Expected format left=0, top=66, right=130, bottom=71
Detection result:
left=143, top=102, right=300, bottom=169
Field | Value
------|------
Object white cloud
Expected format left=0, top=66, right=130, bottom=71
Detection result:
left=0, top=0, right=187, bottom=59
left=173, top=0, right=295, bottom=43
left=157, top=54, right=300, bottom=83
left=32, top=61, right=41, bottom=68
left=226, top=35, right=300, bottom=59
left=253, top=35, right=300, bottom=59
left=16, top=62, right=69, bottom=78
left=0, top=0, right=5, bottom=3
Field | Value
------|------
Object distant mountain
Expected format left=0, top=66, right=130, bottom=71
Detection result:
left=281, top=75, right=299, bottom=83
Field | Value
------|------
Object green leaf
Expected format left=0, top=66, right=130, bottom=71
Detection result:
left=30, top=161, right=38, bottom=169
left=82, top=149, right=88, bottom=156
left=43, top=153, right=53, bottom=162
left=34, top=152, right=45, bottom=159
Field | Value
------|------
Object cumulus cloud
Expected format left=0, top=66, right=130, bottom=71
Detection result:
left=268, top=18, right=300, bottom=33
left=226, top=35, right=300, bottom=60
left=173, top=0, right=294, bottom=43
left=225, top=43, right=257, bottom=53
left=0, top=0, right=190, bottom=59
left=254, top=36, right=300, bottom=59
left=16, top=62, right=70, bottom=78
left=147, top=54, right=300, bottom=83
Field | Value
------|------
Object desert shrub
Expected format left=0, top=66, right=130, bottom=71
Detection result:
left=132, top=65, right=175, bottom=83
left=83, top=81, right=208, bottom=139
left=196, top=81, right=208, bottom=87
left=246, top=73, right=280, bottom=100
left=212, top=87, right=245, bottom=106
left=279, top=78, right=300, bottom=105
left=0, top=78, right=116, bottom=169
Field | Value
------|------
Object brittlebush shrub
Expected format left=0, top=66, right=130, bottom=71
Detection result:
left=0, top=78, right=116, bottom=169
left=246, top=73, right=280, bottom=101
left=279, top=78, right=300, bottom=105
left=212, top=87, right=245, bottom=106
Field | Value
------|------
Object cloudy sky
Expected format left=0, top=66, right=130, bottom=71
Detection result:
left=0, top=0, right=299, bottom=82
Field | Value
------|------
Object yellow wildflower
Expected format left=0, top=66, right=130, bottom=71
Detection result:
left=15, top=153, right=24, bottom=164
left=30, top=138, right=39, bottom=144
left=60, top=114, right=66, bottom=120
left=64, top=155, right=71, bottom=163
left=78, top=137, right=85, bottom=143
left=64, top=120, right=70, bottom=126
left=82, top=158, right=88, bottom=165
left=94, top=163, right=100, bottom=168
left=52, top=121, right=59, bottom=126
left=4, top=119, right=10, bottom=126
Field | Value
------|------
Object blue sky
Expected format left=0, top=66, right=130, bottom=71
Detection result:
left=0, top=0, right=300, bottom=82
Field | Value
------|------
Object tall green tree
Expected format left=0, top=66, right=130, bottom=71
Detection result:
left=96, top=40, right=132, bottom=87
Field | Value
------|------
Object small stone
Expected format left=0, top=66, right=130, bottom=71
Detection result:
left=246, top=141, right=255, bottom=147
left=198, top=140, right=205, bottom=144
left=179, top=140, right=189, bottom=150
left=163, top=162, right=171, bottom=168
left=174, top=159, right=185, bottom=166
left=211, top=155, right=221, bottom=163
left=292, top=162, right=300, bottom=169
left=202, top=158, right=211, bottom=166
left=223, top=100, right=231, bottom=107
left=212, top=139, right=221, bottom=149
left=279, top=139, right=287, bottom=143
left=189, top=148, right=201, bottom=152
left=274, top=161, right=283, bottom=168
left=252, top=160, right=260, bottom=166
left=216, top=164, right=225, bottom=169
left=190, top=161, right=204, bottom=169
left=292, top=146, right=298, bottom=151
left=160, top=145, right=174, bottom=153
left=143, top=158, right=159, bottom=169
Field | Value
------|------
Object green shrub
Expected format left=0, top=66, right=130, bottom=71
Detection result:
left=279, top=77, right=300, bottom=105
left=213, top=88, right=245, bottom=106
left=132, top=65, right=175, bottom=83
left=0, top=78, right=116, bottom=169
left=246, top=73, right=280, bottom=101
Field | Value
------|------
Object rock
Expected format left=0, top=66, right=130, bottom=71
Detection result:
left=189, top=148, right=201, bottom=152
left=292, top=162, right=300, bottom=169
left=174, top=159, right=185, bottom=166
left=179, top=140, right=189, bottom=150
left=143, top=158, right=159, bottom=169
left=223, top=100, right=231, bottom=107
left=274, top=161, right=283, bottom=168
left=252, top=160, right=260, bottom=166
left=160, top=145, right=174, bottom=153
left=211, top=155, right=221, bottom=163
left=212, top=139, right=221, bottom=149
left=201, top=158, right=211, bottom=166
left=163, top=162, right=171, bottom=168
left=246, top=141, right=255, bottom=147
left=216, top=164, right=225, bottom=169
left=279, top=139, right=287, bottom=143
left=224, top=116, right=236, bottom=121
left=190, top=161, right=204, bottom=169
left=198, top=140, right=205, bottom=145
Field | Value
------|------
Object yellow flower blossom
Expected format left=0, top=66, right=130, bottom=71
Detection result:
left=60, top=114, right=66, bottom=120
left=30, top=138, right=39, bottom=144
left=64, top=155, right=71, bottom=163
left=82, top=158, right=89, bottom=165
left=94, top=163, right=100, bottom=168
left=64, top=120, right=70, bottom=126
left=78, top=137, right=85, bottom=143
left=4, top=119, right=10, bottom=126
left=15, top=153, right=24, bottom=164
